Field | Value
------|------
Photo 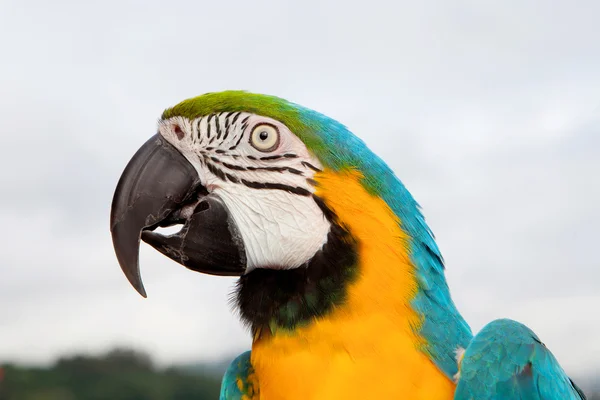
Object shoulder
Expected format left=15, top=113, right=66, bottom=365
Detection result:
left=455, top=319, right=586, bottom=400
left=220, top=351, right=259, bottom=400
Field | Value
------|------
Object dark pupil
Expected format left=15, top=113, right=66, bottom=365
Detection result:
left=259, top=131, right=269, bottom=141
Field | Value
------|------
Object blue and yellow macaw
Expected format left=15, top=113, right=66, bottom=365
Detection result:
left=110, top=91, right=586, bottom=399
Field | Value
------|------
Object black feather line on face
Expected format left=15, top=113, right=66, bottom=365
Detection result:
left=301, top=161, right=322, bottom=172
left=196, top=118, right=202, bottom=141
left=260, top=153, right=297, bottom=161
left=231, top=111, right=242, bottom=126
left=235, top=196, right=358, bottom=334
left=222, top=162, right=247, bottom=171
left=204, top=159, right=310, bottom=195
left=206, top=160, right=229, bottom=182
left=240, top=179, right=311, bottom=196
left=223, top=112, right=231, bottom=141
left=245, top=165, right=303, bottom=175
left=230, top=129, right=246, bottom=150
left=215, top=115, right=222, bottom=139
left=206, top=114, right=214, bottom=138
left=204, top=149, right=308, bottom=180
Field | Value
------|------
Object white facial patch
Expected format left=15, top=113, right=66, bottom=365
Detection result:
left=215, top=185, right=330, bottom=271
left=157, top=113, right=331, bottom=271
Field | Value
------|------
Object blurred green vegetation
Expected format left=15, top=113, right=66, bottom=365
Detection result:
left=0, top=349, right=597, bottom=399
left=0, top=349, right=221, bottom=400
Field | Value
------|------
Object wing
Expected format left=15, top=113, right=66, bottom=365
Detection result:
left=220, top=351, right=259, bottom=400
left=454, top=319, right=586, bottom=400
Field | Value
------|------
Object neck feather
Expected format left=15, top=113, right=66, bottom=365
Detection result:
left=235, top=197, right=357, bottom=334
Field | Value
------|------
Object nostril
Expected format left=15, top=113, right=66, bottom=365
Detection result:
left=173, top=124, right=184, bottom=140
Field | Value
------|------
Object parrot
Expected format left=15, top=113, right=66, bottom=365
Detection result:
left=110, top=91, right=587, bottom=400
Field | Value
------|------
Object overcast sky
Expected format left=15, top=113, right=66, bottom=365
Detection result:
left=0, top=0, right=598, bottom=379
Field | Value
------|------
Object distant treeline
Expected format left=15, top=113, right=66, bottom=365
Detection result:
left=0, top=348, right=598, bottom=399
left=0, top=348, right=221, bottom=400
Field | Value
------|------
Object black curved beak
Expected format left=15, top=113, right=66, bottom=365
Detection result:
left=110, top=134, right=246, bottom=297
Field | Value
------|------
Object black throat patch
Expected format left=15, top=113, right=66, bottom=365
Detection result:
left=235, top=197, right=358, bottom=334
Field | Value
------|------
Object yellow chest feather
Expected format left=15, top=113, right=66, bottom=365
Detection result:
left=248, top=170, right=455, bottom=399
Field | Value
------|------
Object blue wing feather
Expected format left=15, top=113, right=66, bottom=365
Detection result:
left=455, top=319, right=586, bottom=400
left=220, top=351, right=256, bottom=400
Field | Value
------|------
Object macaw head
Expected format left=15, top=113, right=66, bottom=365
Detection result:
left=111, top=91, right=462, bottom=348
left=112, top=92, right=335, bottom=284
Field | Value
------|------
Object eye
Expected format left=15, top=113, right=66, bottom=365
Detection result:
left=250, top=123, right=280, bottom=152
